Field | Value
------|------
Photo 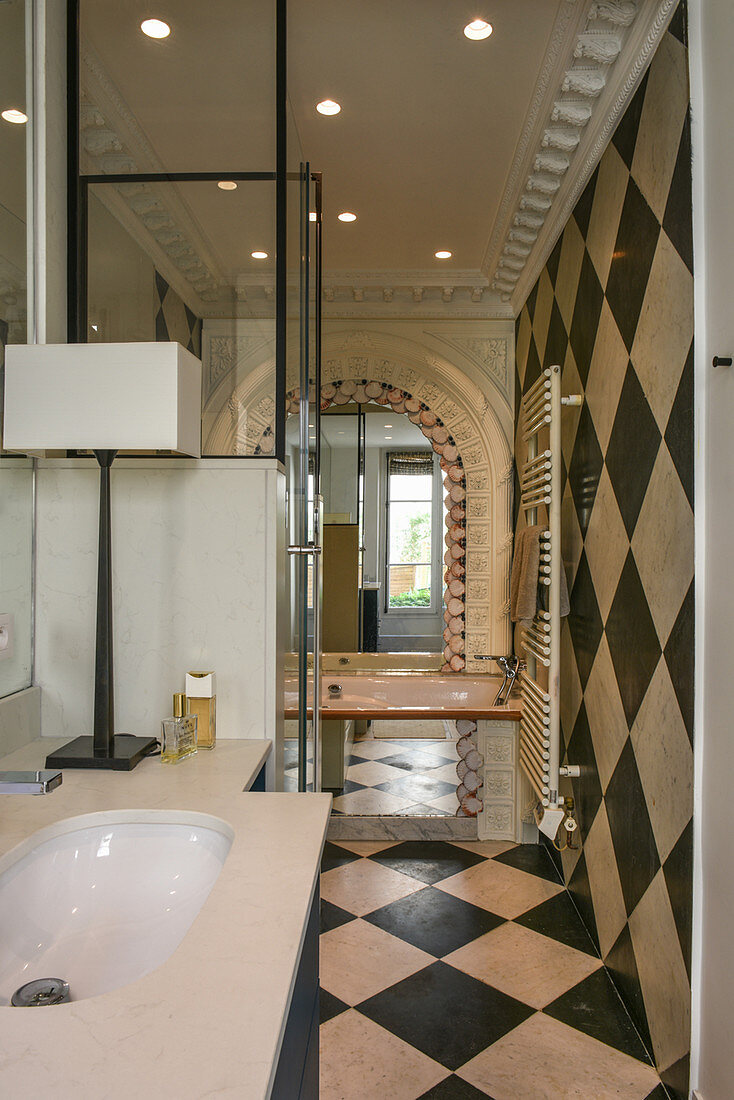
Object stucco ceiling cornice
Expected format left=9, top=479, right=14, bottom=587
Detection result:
left=480, top=0, right=591, bottom=282
left=484, top=0, right=680, bottom=311
left=80, top=40, right=222, bottom=314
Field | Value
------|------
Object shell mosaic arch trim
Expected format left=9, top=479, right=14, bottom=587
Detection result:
left=455, top=718, right=484, bottom=818
left=255, top=377, right=470, bottom=673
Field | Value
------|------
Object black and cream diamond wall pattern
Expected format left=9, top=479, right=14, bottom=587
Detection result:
left=514, top=7, right=693, bottom=1098
left=155, top=271, right=203, bottom=358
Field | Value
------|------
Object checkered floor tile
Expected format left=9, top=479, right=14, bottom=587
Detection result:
left=319, top=842, right=664, bottom=1099
left=331, top=735, right=460, bottom=816
left=283, top=740, right=317, bottom=792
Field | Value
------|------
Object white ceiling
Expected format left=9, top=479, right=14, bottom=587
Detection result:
left=82, top=0, right=562, bottom=276
left=319, top=408, right=432, bottom=450
left=287, top=0, right=564, bottom=274
left=80, top=0, right=666, bottom=317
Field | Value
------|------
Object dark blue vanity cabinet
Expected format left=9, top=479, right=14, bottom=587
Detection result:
left=270, top=886, right=320, bottom=1099
left=248, top=762, right=267, bottom=791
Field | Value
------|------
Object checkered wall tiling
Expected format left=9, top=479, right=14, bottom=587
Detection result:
left=154, top=271, right=202, bottom=358
left=514, top=6, right=693, bottom=1097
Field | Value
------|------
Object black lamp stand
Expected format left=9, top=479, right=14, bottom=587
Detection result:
left=45, top=451, right=158, bottom=771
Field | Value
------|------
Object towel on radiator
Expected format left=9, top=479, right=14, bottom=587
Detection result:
left=510, top=525, right=570, bottom=627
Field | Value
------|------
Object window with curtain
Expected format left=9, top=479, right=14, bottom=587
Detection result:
left=385, top=451, right=434, bottom=609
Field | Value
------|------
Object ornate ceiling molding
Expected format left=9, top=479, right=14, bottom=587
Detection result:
left=230, top=270, right=511, bottom=321
left=80, top=41, right=224, bottom=315
left=484, top=0, right=679, bottom=309
left=480, top=0, right=591, bottom=282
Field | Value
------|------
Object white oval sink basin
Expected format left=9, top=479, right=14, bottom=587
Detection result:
left=0, top=810, right=233, bottom=1005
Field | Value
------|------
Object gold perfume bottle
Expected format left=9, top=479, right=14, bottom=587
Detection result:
left=161, top=692, right=197, bottom=764
left=185, top=671, right=216, bottom=749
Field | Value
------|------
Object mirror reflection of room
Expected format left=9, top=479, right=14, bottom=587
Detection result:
left=320, top=404, right=443, bottom=656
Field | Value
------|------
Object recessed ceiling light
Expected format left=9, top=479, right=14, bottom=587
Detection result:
left=2, top=108, right=28, bottom=124
left=435, top=250, right=452, bottom=259
left=464, top=19, right=492, bottom=40
left=309, top=211, right=317, bottom=222
left=338, top=212, right=357, bottom=222
left=218, top=180, right=237, bottom=191
left=251, top=251, right=268, bottom=259
left=384, top=424, right=393, bottom=428
left=316, top=99, right=341, bottom=116
left=385, top=436, right=393, bottom=440
left=141, top=18, right=171, bottom=38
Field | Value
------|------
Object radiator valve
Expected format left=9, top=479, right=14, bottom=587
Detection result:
left=534, top=803, right=566, bottom=840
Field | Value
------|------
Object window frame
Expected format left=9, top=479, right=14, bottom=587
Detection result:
left=382, top=449, right=441, bottom=615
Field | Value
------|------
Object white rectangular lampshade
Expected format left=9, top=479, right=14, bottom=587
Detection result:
left=3, top=342, right=202, bottom=456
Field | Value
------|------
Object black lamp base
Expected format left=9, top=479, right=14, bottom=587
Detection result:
left=45, top=735, right=158, bottom=771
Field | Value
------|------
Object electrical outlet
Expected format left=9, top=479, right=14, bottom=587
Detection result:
left=0, top=613, right=14, bottom=662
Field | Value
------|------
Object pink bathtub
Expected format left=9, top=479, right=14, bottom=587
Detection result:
left=283, top=672, right=521, bottom=721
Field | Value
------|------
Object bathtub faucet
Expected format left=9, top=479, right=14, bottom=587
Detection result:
left=474, top=655, right=524, bottom=705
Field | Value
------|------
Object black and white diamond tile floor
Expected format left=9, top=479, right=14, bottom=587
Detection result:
left=331, top=732, right=461, bottom=816
left=319, top=841, right=665, bottom=1099
left=284, top=728, right=460, bottom=815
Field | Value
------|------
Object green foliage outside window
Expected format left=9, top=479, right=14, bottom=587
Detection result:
left=389, top=587, right=431, bottom=607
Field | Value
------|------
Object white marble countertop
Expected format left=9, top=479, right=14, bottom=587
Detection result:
left=0, top=738, right=332, bottom=1099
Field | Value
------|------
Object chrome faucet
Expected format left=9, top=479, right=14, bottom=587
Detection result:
left=474, top=655, right=525, bottom=705
left=0, top=770, right=63, bottom=795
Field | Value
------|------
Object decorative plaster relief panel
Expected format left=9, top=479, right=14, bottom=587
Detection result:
left=467, top=525, right=489, bottom=546
left=465, top=605, right=490, bottom=628
left=483, top=804, right=515, bottom=839
left=484, top=769, right=515, bottom=800
left=483, top=734, right=515, bottom=764
left=467, top=497, right=490, bottom=518
left=478, top=720, right=521, bottom=842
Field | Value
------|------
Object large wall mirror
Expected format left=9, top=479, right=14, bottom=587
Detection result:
left=318, top=404, right=443, bottom=656
left=0, top=0, right=33, bottom=700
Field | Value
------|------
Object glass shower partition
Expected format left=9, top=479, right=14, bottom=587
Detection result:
left=74, top=0, right=322, bottom=791
left=286, top=162, right=322, bottom=792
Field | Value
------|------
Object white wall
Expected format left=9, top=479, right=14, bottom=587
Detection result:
left=689, top=2, right=734, bottom=1096
left=0, top=458, right=33, bottom=697
left=0, top=686, right=40, bottom=756
left=34, top=459, right=285, bottom=754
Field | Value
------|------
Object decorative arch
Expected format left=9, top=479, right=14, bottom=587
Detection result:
left=203, top=327, right=514, bottom=666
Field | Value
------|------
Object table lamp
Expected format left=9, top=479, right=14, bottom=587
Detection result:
left=2, top=342, right=202, bottom=770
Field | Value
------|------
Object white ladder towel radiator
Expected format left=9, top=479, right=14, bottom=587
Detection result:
left=518, top=366, right=580, bottom=833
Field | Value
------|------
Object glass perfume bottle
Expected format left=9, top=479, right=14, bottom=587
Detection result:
left=185, top=671, right=216, bottom=749
left=161, top=692, right=197, bottom=764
